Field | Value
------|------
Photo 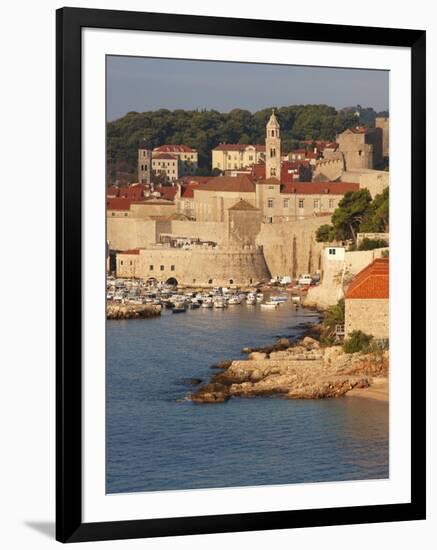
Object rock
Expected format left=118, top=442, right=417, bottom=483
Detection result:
left=269, top=350, right=290, bottom=360
left=190, top=383, right=230, bottom=403
left=276, top=338, right=290, bottom=348
left=211, top=360, right=232, bottom=369
left=248, top=351, right=267, bottom=360
left=182, top=378, right=202, bottom=386
left=302, top=336, right=320, bottom=349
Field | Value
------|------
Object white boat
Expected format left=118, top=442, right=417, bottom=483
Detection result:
left=291, top=295, right=301, bottom=303
left=260, top=301, right=279, bottom=309
left=228, top=295, right=242, bottom=305
left=214, top=297, right=228, bottom=308
left=256, top=293, right=264, bottom=303
left=201, top=298, right=213, bottom=308
left=298, top=274, right=313, bottom=285
left=270, top=295, right=288, bottom=303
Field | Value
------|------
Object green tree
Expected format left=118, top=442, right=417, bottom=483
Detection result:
left=316, top=224, right=335, bottom=243
left=331, top=189, right=373, bottom=244
left=360, top=187, right=389, bottom=233
left=343, top=330, right=373, bottom=353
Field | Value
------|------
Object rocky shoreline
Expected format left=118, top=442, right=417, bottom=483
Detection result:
left=107, top=303, right=161, bottom=320
left=189, top=335, right=388, bottom=404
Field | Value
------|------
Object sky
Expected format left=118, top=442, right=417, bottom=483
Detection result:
left=106, top=56, right=389, bottom=121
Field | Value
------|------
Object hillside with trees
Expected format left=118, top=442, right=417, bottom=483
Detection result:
left=106, top=105, right=360, bottom=184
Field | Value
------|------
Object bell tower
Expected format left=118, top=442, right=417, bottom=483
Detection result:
left=265, top=109, right=281, bottom=180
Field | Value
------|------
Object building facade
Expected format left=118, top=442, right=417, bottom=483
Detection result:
left=337, top=126, right=383, bottom=170
left=212, top=144, right=265, bottom=172
left=375, top=116, right=389, bottom=158
left=138, top=144, right=198, bottom=183
left=344, top=258, right=389, bottom=338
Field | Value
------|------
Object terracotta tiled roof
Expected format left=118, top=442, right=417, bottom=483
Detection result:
left=156, top=186, right=178, bottom=201
left=153, top=153, right=178, bottom=160
left=119, top=249, right=140, bottom=255
left=153, top=144, right=196, bottom=153
left=280, top=182, right=359, bottom=195
left=228, top=199, right=259, bottom=211
left=345, top=258, right=389, bottom=300
left=107, top=198, right=132, bottom=210
left=107, top=186, right=119, bottom=197
left=195, top=175, right=255, bottom=193
left=213, top=143, right=266, bottom=152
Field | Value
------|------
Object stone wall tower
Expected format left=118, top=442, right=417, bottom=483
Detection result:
left=265, top=109, right=281, bottom=180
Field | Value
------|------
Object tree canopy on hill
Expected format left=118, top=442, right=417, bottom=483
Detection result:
left=106, top=105, right=359, bottom=183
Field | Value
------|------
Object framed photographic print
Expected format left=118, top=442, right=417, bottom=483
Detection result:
left=56, top=7, right=426, bottom=543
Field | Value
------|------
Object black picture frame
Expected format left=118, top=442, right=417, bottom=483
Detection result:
left=56, top=7, right=426, bottom=543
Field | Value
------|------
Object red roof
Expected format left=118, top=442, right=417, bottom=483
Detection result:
left=196, top=175, right=256, bottom=193
left=345, top=258, right=389, bottom=300
left=107, top=198, right=132, bottom=210
left=107, top=186, right=119, bottom=197
left=154, top=144, right=196, bottom=153
left=280, top=182, right=359, bottom=195
left=156, top=186, right=178, bottom=201
left=118, top=184, right=145, bottom=200
left=153, top=153, right=178, bottom=160
left=119, top=249, right=140, bottom=255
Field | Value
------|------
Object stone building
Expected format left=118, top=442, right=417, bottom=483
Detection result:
left=212, top=144, right=265, bottom=172
left=344, top=258, right=389, bottom=338
left=138, top=144, right=198, bottom=183
left=375, top=116, right=389, bottom=158
left=337, top=126, right=383, bottom=170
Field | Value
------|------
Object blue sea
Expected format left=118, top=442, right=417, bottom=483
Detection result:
left=106, top=300, right=389, bottom=494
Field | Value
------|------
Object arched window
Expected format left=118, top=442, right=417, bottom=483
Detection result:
left=270, top=168, right=276, bottom=176
left=229, top=279, right=234, bottom=284
left=270, top=148, right=276, bottom=158
left=271, top=130, right=275, bottom=137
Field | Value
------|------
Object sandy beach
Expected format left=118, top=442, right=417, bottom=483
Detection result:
left=346, top=377, right=389, bottom=401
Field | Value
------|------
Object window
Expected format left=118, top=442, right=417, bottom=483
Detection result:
left=129, top=261, right=133, bottom=266
left=192, top=279, right=196, bottom=284
left=160, top=265, right=164, bottom=271
left=270, top=148, right=276, bottom=158
left=329, top=199, right=334, bottom=209
left=284, top=199, right=289, bottom=208
left=267, top=199, right=274, bottom=208
left=270, top=168, right=276, bottom=176
left=268, top=185, right=275, bottom=190
left=298, top=199, right=304, bottom=208
left=229, top=279, right=234, bottom=284
left=111, top=212, right=115, bottom=216
left=267, top=217, right=273, bottom=224
left=329, top=248, right=336, bottom=255
left=271, top=130, right=275, bottom=137
left=149, top=265, right=154, bottom=270
left=314, top=199, right=320, bottom=209
left=124, top=213, right=128, bottom=217
left=249, top=155, right=253, bottom=161
left=120, top=260, right=124, bottom=266
left=171, top=265, right=175, bottom=271
left=208, top=279, right=213, bottom=284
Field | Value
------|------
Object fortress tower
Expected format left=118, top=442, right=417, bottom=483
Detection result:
left=265, top=109, right=281, bottom=180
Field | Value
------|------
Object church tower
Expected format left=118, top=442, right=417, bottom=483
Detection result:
left=265, top=109, right=281, bottom=180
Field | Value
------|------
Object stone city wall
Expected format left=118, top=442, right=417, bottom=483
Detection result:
left=117, top=246, right=271, bottom=287
left=257, top=217, right=327, bottom=278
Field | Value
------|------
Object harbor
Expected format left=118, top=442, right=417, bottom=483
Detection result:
left=106, top=293, right=388, bottom=494
left=106, top=274, right=317, bottom=318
